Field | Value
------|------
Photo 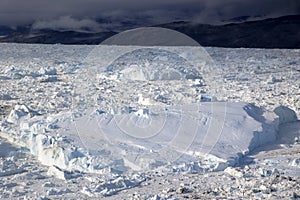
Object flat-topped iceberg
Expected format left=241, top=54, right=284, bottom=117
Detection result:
left=1, top=102, right=289, bottom=174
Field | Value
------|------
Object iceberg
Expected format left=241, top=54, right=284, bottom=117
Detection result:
left=4, top=102, right=278, bottom=173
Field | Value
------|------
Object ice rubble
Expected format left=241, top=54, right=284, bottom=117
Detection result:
left=0, top=44, right=299, bottom=199
left=0, top=44, right=299, bottom=174
left=1, top=101, right=296, bottom=174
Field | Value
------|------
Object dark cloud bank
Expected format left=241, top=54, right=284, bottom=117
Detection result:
left=0, top=0, right=299, bottom=30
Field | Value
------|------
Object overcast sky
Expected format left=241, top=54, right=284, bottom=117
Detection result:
left=1, top=0, right=299, bottom=30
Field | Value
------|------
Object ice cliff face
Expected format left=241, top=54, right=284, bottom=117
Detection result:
left=1, top=105, right=93, bottom=173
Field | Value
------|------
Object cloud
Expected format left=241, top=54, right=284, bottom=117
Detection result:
left=0, top=0, right=201, bottom=25
left=0, top=0, right=299, bottom=27
left=31, top=16, right=104, bottom=32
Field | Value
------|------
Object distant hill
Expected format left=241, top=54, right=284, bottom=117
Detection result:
left=0, top=28, right=116, bottom=45
left=158, top=15, right=300, bottom=48
left=0, top=15, right=299, bottom=48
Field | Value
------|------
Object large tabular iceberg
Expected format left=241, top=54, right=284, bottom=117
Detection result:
left=1, top=102, right=285, bottom=173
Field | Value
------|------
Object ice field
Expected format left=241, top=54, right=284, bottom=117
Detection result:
left=0, top=43, right=299, bottom=199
